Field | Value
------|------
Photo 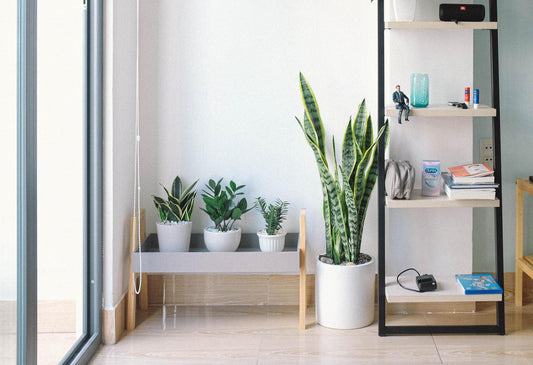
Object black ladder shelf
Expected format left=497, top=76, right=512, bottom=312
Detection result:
left=377, top=0, right=505, bottom=336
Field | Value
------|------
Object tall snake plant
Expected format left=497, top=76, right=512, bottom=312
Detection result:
left=296, top=73, right=389, bottom=264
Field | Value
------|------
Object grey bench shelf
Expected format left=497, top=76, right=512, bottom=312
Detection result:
left=132, top=233, right=300, bottom=274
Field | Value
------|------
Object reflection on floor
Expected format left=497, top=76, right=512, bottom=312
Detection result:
left=91, top=299, right=533, bottom=364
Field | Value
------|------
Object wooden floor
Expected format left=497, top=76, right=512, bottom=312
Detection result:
left=91, top=299, right=533, bottom=364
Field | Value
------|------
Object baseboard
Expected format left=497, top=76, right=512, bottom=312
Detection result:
left=103, top=294, right=127, bottom=345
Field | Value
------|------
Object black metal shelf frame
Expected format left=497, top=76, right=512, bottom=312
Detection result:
left=377, top=0, right=505, bottom=336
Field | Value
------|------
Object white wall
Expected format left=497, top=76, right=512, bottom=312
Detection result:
left=104, top=0, right=533, bottom=308
left=138, top=0, right=379, bottom=270
left=103, top=0, right=138, bottom=308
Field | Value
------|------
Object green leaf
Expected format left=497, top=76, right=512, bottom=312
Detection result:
left=299, top=73, right=326, bottom=156
left=353, top=99, right=367, bottom=148
left=340, top=167, right=359, bottom=262
left=171, top=175, right=182, bottom=198
left=364, top=115, right=374, bottom=153
left=232, top=208, right=242, bottom=220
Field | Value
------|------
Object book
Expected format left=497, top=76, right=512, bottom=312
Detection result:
left=443, top=183, right=495, bottom=200
left=456, top=273, right=503, bottom=295
left=442, top=172, right=499, bottom=189
left=448, top=163, right=495, bottom=184
left=449, top=162, right=494, bottom=178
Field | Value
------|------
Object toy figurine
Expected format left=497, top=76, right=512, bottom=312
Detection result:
left=393, top=85, right=410, bottom=124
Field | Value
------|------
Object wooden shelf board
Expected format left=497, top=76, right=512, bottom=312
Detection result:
left=385, top=21, right=498, bottom=30
left=386, top=189, right=500, bottom=208
left=132, top=233, right=300, bottom=274
left=386, top=276, right=502, bottom=303
left=385, top=104, right=496, bottom=118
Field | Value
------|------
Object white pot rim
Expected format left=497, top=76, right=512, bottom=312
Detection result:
left=257, top=229, right=287, bottom=237
left=316, top=253, right=374, bottom=268
left=157, top=220, right=192, bottom=226
left=204, top=226, right=241, bottom=233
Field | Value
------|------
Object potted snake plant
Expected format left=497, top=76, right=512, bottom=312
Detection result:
left=296, top=73, right=389, bottom=329
left=255, top=197, right=290, bottom=252
left=152, top=175, right=198, bottom=252
left=201, top=178, right=254, bottom=252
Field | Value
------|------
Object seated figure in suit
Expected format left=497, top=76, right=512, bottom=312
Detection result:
left=393, top=85, right=409, bottom=124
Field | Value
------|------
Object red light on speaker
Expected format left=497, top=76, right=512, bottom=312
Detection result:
left=460, top=6, right=466, bottom=11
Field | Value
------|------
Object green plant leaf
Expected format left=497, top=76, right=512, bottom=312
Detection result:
left=299, top=73, right=326, bottom=156
left=340, top=167, right=359, bottom=262
left=232, top=208, right=242, bottom=220
left=353, top=99, right=367, bottom=149
left=171, top=175, right=182, bottom=198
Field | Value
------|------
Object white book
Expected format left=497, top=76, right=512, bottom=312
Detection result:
left=444, top=184, right=496, bottom=200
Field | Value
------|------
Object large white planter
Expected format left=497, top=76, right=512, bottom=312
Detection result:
left=203, top=227, right=241, bottom=252
left=315, top=254, right=375, bottom=329
left=257, top=229, right=286, bottom=252
left=392, top=0, right=417, bottom=21
left=156, top=221, right=192, bottom=252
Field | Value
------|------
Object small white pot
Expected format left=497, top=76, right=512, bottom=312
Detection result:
left=257, top=229, right=286, bottom=252
left=203, top=227, right=241, bottom=252
left=315, top=254, right=375, bottom=329
left=156, top=221, right=192, bottom=252
left=392, top=0, right=417, bottom=21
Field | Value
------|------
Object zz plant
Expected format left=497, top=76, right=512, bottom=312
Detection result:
left=201, top=178, right=253, bottom=232
left=296, top=73, right=389, bottom=264
left=152, top=175, right=198, bottom=223
left=256, top=197, right=290, bottom=235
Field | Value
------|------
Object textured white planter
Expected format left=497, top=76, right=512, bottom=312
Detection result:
left=203, top=227, right=241, bottom=252
left=392, top=0, right=417, bottom=21
left=257, top=229, right=286, bottom=252
left=315, top=254, right=375, bottom=329
left=156, top=221, right=192, bottom=252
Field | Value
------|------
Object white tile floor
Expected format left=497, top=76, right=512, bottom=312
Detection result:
left=91, top=302, right=533, bottom=364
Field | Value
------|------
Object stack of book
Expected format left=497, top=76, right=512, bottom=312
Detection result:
left=442, top=163, right=498, bottom=200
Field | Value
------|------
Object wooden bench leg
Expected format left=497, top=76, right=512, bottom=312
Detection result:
left=127, top=209, right=146, bottom=330
left=515, top=265, right=523, bottom=306
left=140, top=273, right=149, bottom=310
left=127, top=271, right=137, bottom=331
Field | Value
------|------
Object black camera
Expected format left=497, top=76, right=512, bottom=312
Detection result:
left=416, top=274, right=437, bottom=292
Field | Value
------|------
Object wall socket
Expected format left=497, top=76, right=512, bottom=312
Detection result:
left=480, top=138, right=493, bottom=168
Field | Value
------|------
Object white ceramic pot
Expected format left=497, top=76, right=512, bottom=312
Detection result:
left=315, top=254, right=375, bottom=329
left=156, top=221, right=192, bottom=252
left=257, top=230, right=286, bottom=252
left=203, top=227, right=241, bottom=252
left=392, top=0, right=417, bottom=21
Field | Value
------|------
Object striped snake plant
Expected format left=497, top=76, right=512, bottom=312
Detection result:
left=296, top=73, right=389, bottom=264
left=153, top=175, right=198, bottom=223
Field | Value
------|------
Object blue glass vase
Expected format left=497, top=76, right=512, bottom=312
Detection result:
left=410, top=73, right=429, bottom=108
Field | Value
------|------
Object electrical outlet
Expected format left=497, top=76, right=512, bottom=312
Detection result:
left=480, top=138, right=493, bottom=168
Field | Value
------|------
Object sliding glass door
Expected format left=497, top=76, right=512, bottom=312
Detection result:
left=14, top=0, right=102, bottom=364
left=36, top=1, right=85, bottom=363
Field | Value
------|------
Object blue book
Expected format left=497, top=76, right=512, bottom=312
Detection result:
left=456, top=273, right=503, bottom=294
left=442, top=172, right=499, bottom=189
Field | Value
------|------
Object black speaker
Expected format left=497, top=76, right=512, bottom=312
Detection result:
left=439, top=4, right=485, bottom=22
